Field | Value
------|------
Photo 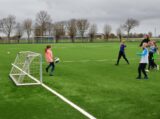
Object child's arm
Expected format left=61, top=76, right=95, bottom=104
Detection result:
left=121, top=44, right=126, bottom=48
left=137, top=49, right=147, bottom=56
left=50, top=50, right=55, bottom=62
left=52, top=54, right=55, bottom=62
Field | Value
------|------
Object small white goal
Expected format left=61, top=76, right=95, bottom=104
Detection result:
left=9, top=51, right=42, bottom=86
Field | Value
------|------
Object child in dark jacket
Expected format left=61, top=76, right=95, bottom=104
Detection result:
left=147, top=41, right=159, bottom=71
left=115, top=40, right=129, bottom=65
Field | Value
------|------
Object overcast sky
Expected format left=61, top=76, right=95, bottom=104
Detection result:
left=0, top=0, right=160, bottom=35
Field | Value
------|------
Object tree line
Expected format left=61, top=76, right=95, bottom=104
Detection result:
left=0, top=10, right=142, bottom=43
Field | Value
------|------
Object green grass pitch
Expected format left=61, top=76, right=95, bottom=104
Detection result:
left=0, top=43, right=160, bottom=119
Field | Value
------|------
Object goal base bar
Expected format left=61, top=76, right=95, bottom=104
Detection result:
left=9, top=74, right=41, bottom=86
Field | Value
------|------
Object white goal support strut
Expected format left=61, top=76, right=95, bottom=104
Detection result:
left=9, top=51, right=96, bottom=119
left=10, top=63, right=41, bottom=86
left=9, top=51, right=43, bottom=86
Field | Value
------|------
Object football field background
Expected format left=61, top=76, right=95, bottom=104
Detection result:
left=0, top=42, right=160, bottom=119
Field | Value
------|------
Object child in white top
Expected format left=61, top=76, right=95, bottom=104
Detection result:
left=136, top=43, right=149, bottom=79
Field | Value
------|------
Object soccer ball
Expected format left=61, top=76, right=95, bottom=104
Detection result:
left=54, top=57, right=60, bottom=63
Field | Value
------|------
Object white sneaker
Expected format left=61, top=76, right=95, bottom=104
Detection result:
left=145, top=69, right=149, bottom=72
left=157, top=65, right=159, bottom=70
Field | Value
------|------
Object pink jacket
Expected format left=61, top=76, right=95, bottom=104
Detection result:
left=45, top=49, right=53, bottom=63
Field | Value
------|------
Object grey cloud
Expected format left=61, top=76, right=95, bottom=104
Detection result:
left=0, top=0, right=160, bottom=34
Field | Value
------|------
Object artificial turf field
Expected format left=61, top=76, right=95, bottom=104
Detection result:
left=0, top=42, right=160, bottom=119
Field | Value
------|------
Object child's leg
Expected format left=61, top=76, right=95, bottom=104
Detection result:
left=148, top=54, right=151, bottom=70
left=50, top=62, right=55, bottom=75
left=137, top=63, right=142, bottom=78
left=148, top=60, right=151, bottom=70
left=152, top=59, right=157, bottom=68
left=46, top=63, right=52, bottom=72
left=142, top=63, right=148, bottom=78
left=122, top=53, right=129, bottom=64
left=116, top=51, right=122, bottom=65
left=149, top=52, right=154, bottom=69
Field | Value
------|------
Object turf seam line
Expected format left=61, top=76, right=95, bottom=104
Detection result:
left=41, top=83, right=96, bottom=119
left=62, top=58, right=140, bottom=63
left=42, top=58, right=160, bottom=63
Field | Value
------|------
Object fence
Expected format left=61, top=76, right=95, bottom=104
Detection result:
left=0, top=37, right=160, bottom=44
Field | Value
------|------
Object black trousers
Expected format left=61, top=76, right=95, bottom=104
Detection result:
left=46, top=62, right=55, bottom=74
left=148, top=52, right=157, bottom=69
left=116, top=51, right=129, bottom=65
left=138, top=63, right=147, bottom=78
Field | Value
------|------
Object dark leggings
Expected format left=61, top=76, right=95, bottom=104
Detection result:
left=148, top=52, right=157, bottom=69
left=46, top=62, right=55, bottom=74
left=116, top=51, right=129, bottom=65
left=138, top=63, right=147, bottom=78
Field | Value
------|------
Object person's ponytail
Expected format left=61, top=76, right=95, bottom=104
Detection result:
left=45, top=45, right=51, bottom=53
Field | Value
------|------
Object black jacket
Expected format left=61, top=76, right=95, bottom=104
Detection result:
left=139, top=39, right=150, bottom=47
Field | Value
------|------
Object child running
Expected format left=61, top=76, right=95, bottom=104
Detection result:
left=45, top=45, right=55, bottom=76
left=136, top=43, right=149, bottom=79
left=153, top=41, right=159, bottom=70
left=147, top=41, right=159, bottom=71
left=115, top=40, right=129, bottom=65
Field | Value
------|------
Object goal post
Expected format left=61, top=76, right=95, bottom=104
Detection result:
left=9, top=51, right=43, bottom=86
left=34, top=36, right=55, bottom=43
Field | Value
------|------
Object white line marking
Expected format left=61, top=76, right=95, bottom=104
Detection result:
left=54, top=45, right=108, bottom=49
left=43, top=57, right=160, bottom=64
left=63, top=61, right=75, bottom=63
left=62, top=58, right=140, bottom=63
left=41, top=83, right=96, bottom=119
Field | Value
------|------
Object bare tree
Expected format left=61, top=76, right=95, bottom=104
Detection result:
left=0, top=15, right=16, bottom=42
left=117, top=25, right=123, bottom=42
left=67, top=19, right=77, bottom=43
left=104, top=24, right=112, bottom=41
left=15, top=22, right=23, bottom=43
left=34, top=25, right=42, bottom=43
left=123, top=18, right=139, bottom=39
left=53, top=21, right=65, bottom=43
left=76, top=19, right=89, bottom=40
left=34, top=25, right=41, bottom=37
left=88, top=24, right=97, bottom=42
left=46, top=22, right=53, bottom=36
left=110, top=33, right=116, bottom=39
left=23, top=19, right=32, bottom=42
left=35, top=10, right=52, bottom=36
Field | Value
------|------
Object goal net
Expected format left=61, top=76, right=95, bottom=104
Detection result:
left=9, top=51, right=42, bottom=86
left=34, top=36, right=55, bottom=43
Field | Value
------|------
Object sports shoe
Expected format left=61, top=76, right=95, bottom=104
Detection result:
left=145, top=69, right=149, bottom=72
left=136, top=77, right=141, bottom=79
left=49, top=74, right=54, bottom=76
left=157, top=65, right=159, bottom=70
left=144, top=76, right=148, bottom=79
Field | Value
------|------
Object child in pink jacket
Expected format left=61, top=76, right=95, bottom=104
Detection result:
left=45, top=45, right=55, bottom=76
